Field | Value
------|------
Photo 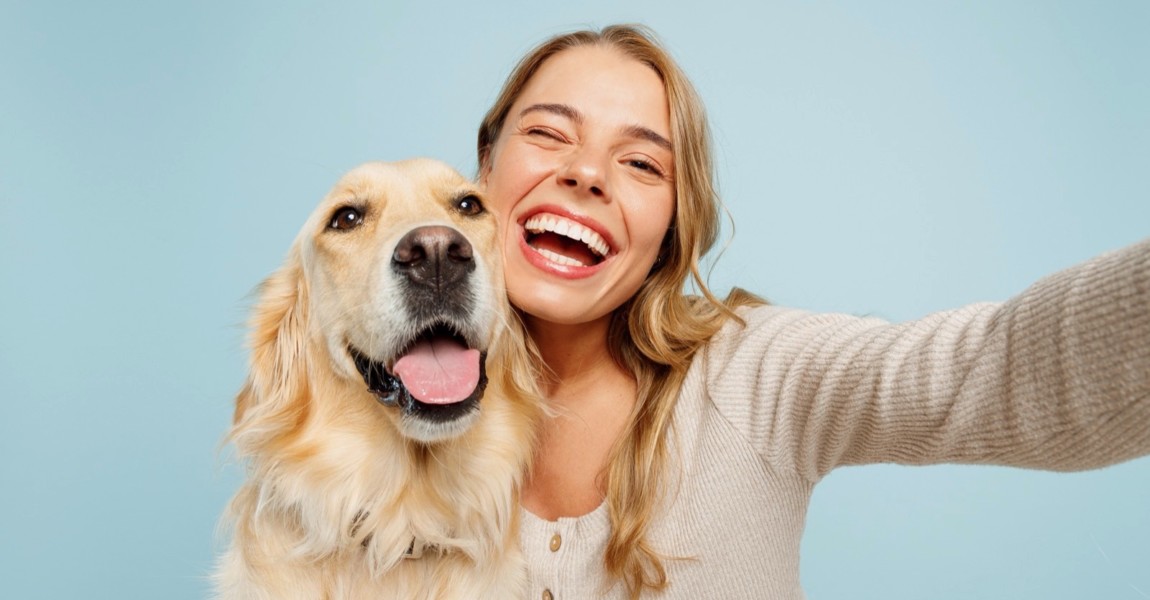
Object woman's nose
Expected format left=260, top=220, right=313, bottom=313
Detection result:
left=557, top=148, right=606, bottom=198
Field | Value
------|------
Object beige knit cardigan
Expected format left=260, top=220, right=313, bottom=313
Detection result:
left=520, top=239, right=1150, bottom=599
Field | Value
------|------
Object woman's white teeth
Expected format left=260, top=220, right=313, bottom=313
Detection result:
left=536, top=248, right=586, bottom=267
left=524, top=214, right=610, bottom=257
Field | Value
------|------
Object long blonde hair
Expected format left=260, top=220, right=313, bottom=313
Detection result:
left=478, top=24, right=762, bottom=598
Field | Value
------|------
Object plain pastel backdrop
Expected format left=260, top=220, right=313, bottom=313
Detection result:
left=1, top=1, right=1147, bottom=598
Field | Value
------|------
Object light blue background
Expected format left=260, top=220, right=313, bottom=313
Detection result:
left=2, top=1, right=1147, bottom=598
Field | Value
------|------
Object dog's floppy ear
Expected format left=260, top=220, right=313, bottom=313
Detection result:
left=231, top=246, right=311, bottom=457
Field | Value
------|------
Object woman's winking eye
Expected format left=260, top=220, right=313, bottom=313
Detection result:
left=525, top=126, right=567, bottom=142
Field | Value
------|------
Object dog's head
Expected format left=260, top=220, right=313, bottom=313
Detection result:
left=235, top=159, right=506, bottom=446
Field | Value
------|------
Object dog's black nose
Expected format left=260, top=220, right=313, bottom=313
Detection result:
left=392, top=226, right=475, bottom=289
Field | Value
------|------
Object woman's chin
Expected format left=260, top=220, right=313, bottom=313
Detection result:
left=508, top=285, right=611, bottom=329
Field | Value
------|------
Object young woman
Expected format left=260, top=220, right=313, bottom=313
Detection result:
left=476, top=25, right=1150, bottom=599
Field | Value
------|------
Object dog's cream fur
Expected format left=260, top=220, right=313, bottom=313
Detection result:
left=215, top=159, right=539, bottom=599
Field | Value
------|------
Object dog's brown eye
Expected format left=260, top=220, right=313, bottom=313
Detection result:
left=328, top=206, right=364, bottom=230
left=454, top=195, right=484, bottom=217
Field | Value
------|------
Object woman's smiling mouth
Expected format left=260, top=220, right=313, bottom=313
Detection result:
left=522, top=212, right=612, bottom=268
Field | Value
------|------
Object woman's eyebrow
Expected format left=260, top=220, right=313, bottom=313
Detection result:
left=621, top=124, right=671, bottom=151
left=519, top=103, right=582, bottom=123
left=519, top=103, right=671, bottom=150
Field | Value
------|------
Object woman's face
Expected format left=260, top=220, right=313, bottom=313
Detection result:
left=482, top=45, right=675, bottom=327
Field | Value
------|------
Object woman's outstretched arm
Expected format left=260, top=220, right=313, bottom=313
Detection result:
left=705, top=238, right=1150, bottom=482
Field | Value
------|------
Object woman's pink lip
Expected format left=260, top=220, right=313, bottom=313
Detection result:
left=515, top=205, right=615, bottom=279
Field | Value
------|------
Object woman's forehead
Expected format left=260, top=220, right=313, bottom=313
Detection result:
left=514, top=46, right=670, bottom=132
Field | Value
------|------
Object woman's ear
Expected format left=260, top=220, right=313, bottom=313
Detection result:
left=231, top=246, right=311, bottom=454
left=649, top=229, right=674, bottom=274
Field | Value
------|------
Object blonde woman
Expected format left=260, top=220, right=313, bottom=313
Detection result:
left=477, top=25, right=1150, bottom=599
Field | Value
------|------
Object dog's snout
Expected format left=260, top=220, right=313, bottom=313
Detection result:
left=392, top=226, right=475, bottom=288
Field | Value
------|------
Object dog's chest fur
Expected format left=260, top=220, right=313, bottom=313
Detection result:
left=218, top=378, right=532, bottom=599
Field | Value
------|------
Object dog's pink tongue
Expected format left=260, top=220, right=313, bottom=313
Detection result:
left=392, top=336, right=481, bottom=404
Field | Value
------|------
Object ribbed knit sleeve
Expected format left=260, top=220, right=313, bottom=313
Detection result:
left=706, top=239, right=1150, bottom=482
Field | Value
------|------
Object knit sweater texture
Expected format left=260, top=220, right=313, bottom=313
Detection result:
left=519, top=239, right=1150, bottom=599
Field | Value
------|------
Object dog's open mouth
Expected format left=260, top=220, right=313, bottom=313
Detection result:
left=349, top=324, right=487, bottom=422
left=524, top=213, right=610, bottom=267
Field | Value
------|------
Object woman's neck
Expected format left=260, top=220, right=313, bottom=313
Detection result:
left=524, top=313, right=619, bottom=396
left=519, top=311, right=638, bottom=519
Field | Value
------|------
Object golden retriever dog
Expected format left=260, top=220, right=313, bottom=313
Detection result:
left=215, top=159, right=539, bottom=599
